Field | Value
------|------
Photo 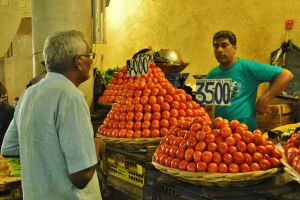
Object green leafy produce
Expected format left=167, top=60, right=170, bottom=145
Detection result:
left=6, top=158, right=21, bottom=177
left=102, top=66, right=120, bottom=85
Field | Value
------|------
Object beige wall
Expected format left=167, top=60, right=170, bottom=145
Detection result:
left=4, top=19, right=33, bottom=103
left=95, top=0, right=300, bottom=88
left=2, top=0, right=300, bottom=103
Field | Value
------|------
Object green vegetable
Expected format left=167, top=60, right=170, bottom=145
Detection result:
left=102, top=66, right=120, bottom=85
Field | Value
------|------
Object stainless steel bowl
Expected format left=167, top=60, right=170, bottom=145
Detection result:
left=158, top=49, right=181, bottom=64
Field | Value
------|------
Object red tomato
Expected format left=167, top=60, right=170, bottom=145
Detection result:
left=170, top=158, right=180, bottom=168
left=215, top=136, right=225, bottom=144
left=214, top=117, right=224, bottom=129
left=196, top=162, right=207, bottom=172
left=247, top=143, right=257, bottom=154
left=213, top=152, right=222, bottom=164
left=233, top=133, right=242, bottom=143
left=152, top=104, right=161, bottom=112
left=186, top=137, right=197, bottom=149
left=143, top=113, right=152, bottom=121
left=134, top=121, right=142, bottom=131
left=164, top=157, right=173, bottom=167
left=164, top=95, right=173, bottom=104
left=160, top=128, right=169, bottom=137
left=156, top=96, right=165, bottom=104
left=170, top=146, right=179, bottom=158
left=169, top=117, right=178, bottom=127
left=126, top=112, right=135, bottom=121
left=259, top=159, right=271, bottom=170
left=134, top=130, right=142, bottom=138
left=244, top=153, right=253, bottom=165
left=218, top=163, right=228, bottom=173
left=193, top=151, right=202, bottom=163
left=126, top=121, right=134, bottom=130
left=250, top=163, right=260, bottom=171
left=228, top=146, right=238, bottom=155
left=229, top=119, right=240, bottom=131
left=218, top=142, right=229, bottom=155
left=240, top=163, right=251, bottom=172
left=196, top=131, right=207, bottom=142
left=233, top=152, right=245, bottom=165
left=142, top=129, right=151, bottom=138
left=253, top=152, right=263, bottom=163
left=185, top=148, right=195, bottom=162
left=161, top=102, right=171, bottom=111
left=223, top=153, right=233, bottom=165
left=142, top=121, right=150, bottom=130
left=195, top=141, right=206, bottom=152
left=166, top=135, right=176, bottom=145
left=159, top=88, right=167, bottom=96
left=286, top=147, right=300, bottom=164
left=208, top=142, right=218, bottom=152
left=162, top=111, right=171, bottom=119
left=151, top=88, right=160, bottom=96
left=207, top=163, right=218, bottom=172
left=143, top=88, right=151, bottom=96
left=272, top=149, right=282, bottom=159
left=256, top=145, right=267, bottom=155
left=225, top=137, right=236, bottom=146
left=135, top=112, right=143, bottom=122
left=236, top=141, right=247, bottom=153
left=171, top=101, right=180, bottom=109
left=221, top=127, right=232, bottom=138
left=118, top=129, right=127, bottom=138
left=126, top=130, right=134, bottom=138
left=229, top=163, right=240, bottom=173
left=202, top=151, right=213, bottom=164
left=268, top=157, right=281, bottom=168
left=187, top=162, right=196, bottom=172
left=205, top=134, right=216, bottom=144
left=242, top=131, right=253, bottom=144
left=179, top=139, right=187, bottom=149
left=211, top=129, right=221, bottom=137
left=253, top=134, right=265, bottom=146
left=178, top=160, right=189, bottom=171
left=170, top=109, right=179, bottom=118
left=178, top=109, right=187, bottom=117
left=151, top=120, right=160, bottom=130
left=143, top=104, right=152, bottom=113
left=160, top=119, right=170, bottom=129
left=176, top=147, right=186, bottom=160
left=151, top=129, right=160, bottom=137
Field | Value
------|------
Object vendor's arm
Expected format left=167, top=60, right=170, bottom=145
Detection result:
left=256, top=68, right=293, bottom=114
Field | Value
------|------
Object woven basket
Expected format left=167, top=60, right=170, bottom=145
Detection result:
left=98, top=135, right=162, bottom=148
left=281, top=153, right=300, bottom=184
left=152, top=161, right=282, bottom=187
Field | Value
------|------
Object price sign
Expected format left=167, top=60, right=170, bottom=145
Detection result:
left=126, top=54, right=153, bottom=76
left=196, top=79, right=232, bottom=105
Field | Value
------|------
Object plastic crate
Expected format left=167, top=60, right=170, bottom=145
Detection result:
left=100, top=147, right=160, bottom=187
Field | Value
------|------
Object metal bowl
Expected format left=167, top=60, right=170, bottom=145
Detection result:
left=158, top=49, right=182, bottom=64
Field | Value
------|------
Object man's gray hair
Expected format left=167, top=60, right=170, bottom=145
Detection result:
left=43, top=30, right=87, bottom=73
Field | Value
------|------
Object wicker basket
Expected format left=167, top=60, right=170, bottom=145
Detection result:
left=152, top=161, right=282, bottom=187
left=281, top=153, right=300, bottom=184
left=98, top=135, right=162, bottom=148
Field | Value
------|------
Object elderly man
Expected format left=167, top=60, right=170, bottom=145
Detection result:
left=1, top=30, right=105, bottom=200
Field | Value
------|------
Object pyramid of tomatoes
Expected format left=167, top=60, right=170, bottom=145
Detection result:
left=97, top=63, right=211, bottom=138
left=284, top=130, right=300, bottom=173
left=153, top=117, right=282, bottom=173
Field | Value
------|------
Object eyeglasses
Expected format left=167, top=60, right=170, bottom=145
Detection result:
left=78, top=52, right=96, bottom=60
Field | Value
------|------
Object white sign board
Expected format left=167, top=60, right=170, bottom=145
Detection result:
left=196, top=79, right=232, bottom=105
left=126, top=54, right=153, bottom=76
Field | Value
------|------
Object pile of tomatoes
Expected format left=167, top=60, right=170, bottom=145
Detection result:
left=98, top=63, right=211, bottom=138
left=153, top=117, right=282, bottom=173
left=285, top=130, right=300, bottom=173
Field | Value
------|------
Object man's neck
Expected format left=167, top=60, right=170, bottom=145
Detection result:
left=221, top=57, right=238, bottom=69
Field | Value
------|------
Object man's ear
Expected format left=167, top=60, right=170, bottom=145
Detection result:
left=74, top=55, right=83, bottom=70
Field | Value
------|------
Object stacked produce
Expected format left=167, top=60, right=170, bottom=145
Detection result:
left=98, top=63, right=211, bottom=138
left=285, top=130, right=300, bottom=173
left=153, top=117, right=282, bottom=172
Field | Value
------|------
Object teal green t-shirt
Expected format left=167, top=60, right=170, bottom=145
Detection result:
left=206, top=59, right=282, bottom=131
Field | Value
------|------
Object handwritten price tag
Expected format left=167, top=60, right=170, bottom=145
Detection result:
left=126, top=54, right=153, bottom=76
left=196, top=79, right=232, bottom=105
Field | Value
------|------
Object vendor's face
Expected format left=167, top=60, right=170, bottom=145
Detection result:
left=213, top=37, right=237, bottom=68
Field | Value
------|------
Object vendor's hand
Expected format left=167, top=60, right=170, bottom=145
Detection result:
left=94, top=137, right=106, bottom=159
left=255, top=96, right=271, bottom=115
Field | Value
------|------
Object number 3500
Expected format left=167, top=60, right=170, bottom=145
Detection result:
left=196, top=79, right=231, bottom=105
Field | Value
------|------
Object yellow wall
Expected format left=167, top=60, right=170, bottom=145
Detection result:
left=95, top=0, right=300, bottom=88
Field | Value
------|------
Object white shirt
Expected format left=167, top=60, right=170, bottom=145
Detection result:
left=1, top=72, right=101, bottom=200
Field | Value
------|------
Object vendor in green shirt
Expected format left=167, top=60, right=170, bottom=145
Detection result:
left=206, top=30, right=293, bottom=131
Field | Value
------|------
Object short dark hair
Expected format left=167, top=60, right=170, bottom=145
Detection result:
left=213, top=30, right=237, bottom=46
